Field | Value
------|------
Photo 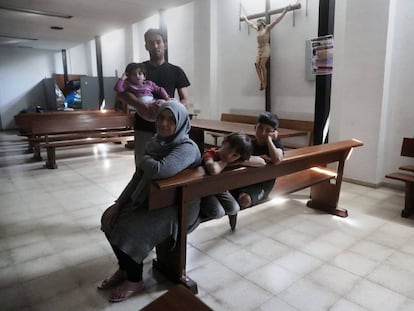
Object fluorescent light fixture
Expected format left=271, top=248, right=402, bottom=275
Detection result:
left=0, top=34, right=38, bottom=41
left=0, top=5, right=73, bottom=19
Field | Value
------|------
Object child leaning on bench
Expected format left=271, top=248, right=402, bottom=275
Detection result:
left=231, top=112, right=284, bottom=208
left=200, top=133, right=253, bottom=219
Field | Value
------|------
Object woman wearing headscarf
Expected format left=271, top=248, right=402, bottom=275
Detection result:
left=99, top=101, right=201, bottom=302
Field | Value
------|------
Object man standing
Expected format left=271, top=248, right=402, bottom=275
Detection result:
left=120, top=28, right=191, bottom=166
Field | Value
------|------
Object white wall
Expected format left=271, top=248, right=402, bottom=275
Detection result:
left=330, top=0, right=390, bottom=184
left=330, top=0, right=414, bottom=186
left=381, top=0, right=414, bottom=184
left=0, top=47, right=55, bottom=129
left=67, top=44, right=92, bottom=75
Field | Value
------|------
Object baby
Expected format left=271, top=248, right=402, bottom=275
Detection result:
left=114, top=62, right=170, bottom=121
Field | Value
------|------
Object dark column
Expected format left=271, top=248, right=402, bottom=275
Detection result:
left=313, top=0, right=335, bottom=145
left=95, top=35, right=104, bottom=108
left=61, top=49, right=68, bottom=86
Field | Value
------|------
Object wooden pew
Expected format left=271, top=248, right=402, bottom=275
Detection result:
left=15, top=110, right=129, bottom=152
left=147, top=139, right=363, bottom=293
left=30, top=112, right=134, bottom=168
left=208, top=113, right=313, bottom=148
left=386, top=137, right=414, bottom=217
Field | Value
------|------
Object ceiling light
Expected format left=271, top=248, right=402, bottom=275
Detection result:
left=0, top=5, right=73, bottom=19
left=0, top=34, right=38, bottom=41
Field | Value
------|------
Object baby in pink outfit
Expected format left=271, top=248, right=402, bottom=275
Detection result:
left=114, top=62, right=171, bottom=121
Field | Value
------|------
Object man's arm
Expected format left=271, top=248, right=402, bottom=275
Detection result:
left=266, top=132, right=284, bottom=164
left=118, top=92, right=159, bottom=121
left=177, top=86, right=190, bottom=109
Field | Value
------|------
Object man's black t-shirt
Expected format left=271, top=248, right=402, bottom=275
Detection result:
left=134, top=61, right=190, bottom=131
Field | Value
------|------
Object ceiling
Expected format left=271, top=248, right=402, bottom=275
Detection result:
left=0, top=0, right=193, bottom=51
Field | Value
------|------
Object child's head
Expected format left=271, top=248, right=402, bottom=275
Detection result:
left=124, top=62, right=147, bottom=85
left=255, top=112, right=279, bottom=143
left=219, top=133, right=253, bottom=162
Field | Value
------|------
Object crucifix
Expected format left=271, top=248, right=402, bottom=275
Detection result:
left=240, top=1, right=301, bottom=111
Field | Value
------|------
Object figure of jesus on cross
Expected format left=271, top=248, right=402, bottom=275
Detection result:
left=242, top=5, right=290, bottom=91
left=241, top=2, right=300, bottom=91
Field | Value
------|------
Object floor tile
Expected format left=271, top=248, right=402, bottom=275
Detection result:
left=245, top=262, right=300, bottom=294
left=278, top=278, right=340, bottom=311
left=346, top=279, right=406, bottom=311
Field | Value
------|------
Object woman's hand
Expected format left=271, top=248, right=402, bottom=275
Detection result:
left=101, top=202, right=121, bottom=230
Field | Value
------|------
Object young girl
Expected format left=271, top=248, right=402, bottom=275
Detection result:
left=114, top=62, right=171, bottom=121
left=200, top=133, right=253, bottom=219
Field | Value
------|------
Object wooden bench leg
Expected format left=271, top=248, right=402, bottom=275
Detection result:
left=45, top=147, right=57, bottom=169
left=229, top=214, right=237, bottom=231
left=307, top=177, right=348, bottom=217
left=141, top=284, right=212, bottom=311
left=153, top=240, right=198, bottom=294
left=32, top=145, right=42, bottom=161
left=307, top=179, right=347, bottom=217
left=153, top=189, right=198, bottom=294
left=401, top=182, right=414, bottom=218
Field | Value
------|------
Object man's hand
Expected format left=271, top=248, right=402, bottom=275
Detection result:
left=268, top=129, right=279, bottom=141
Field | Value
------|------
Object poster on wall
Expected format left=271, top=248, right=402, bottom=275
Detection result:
left=310, top=35, right=334, bottom=75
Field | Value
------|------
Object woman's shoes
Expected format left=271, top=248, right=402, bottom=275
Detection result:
left=97, top=269, right=126, bottom=290
left=109, top=280, right=144, bottom=302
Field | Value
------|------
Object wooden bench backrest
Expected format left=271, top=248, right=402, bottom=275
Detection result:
left=152, top=139, right=363, bottom=191
left=401, top=137, right=414, bottom=157
left=148, top=139, right=363, bottom=211
left=31, top=113, right=134, bottom=135
left=15, top=110, right=127, bottom=133
left=220, top=113, right=314, bottom=146
left=221, top=113, right=257, bottom=124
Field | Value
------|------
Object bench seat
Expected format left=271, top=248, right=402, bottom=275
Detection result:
left=385, top=137, right=414, bottom=217
left=40, top=135, right=134, bottom=169
left=399, top=165, right=414, bottom=173
left=225, top=166, right=337, bottom=230
left=385, top=172, right=414, bottom=217
left=273, top=166, right=337, bottom=195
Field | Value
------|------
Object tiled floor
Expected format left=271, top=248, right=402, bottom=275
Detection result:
left=1, top=131, right=414, bottom=311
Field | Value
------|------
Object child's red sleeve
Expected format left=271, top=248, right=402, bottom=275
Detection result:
left=202, top=148, right=217, bottom=161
